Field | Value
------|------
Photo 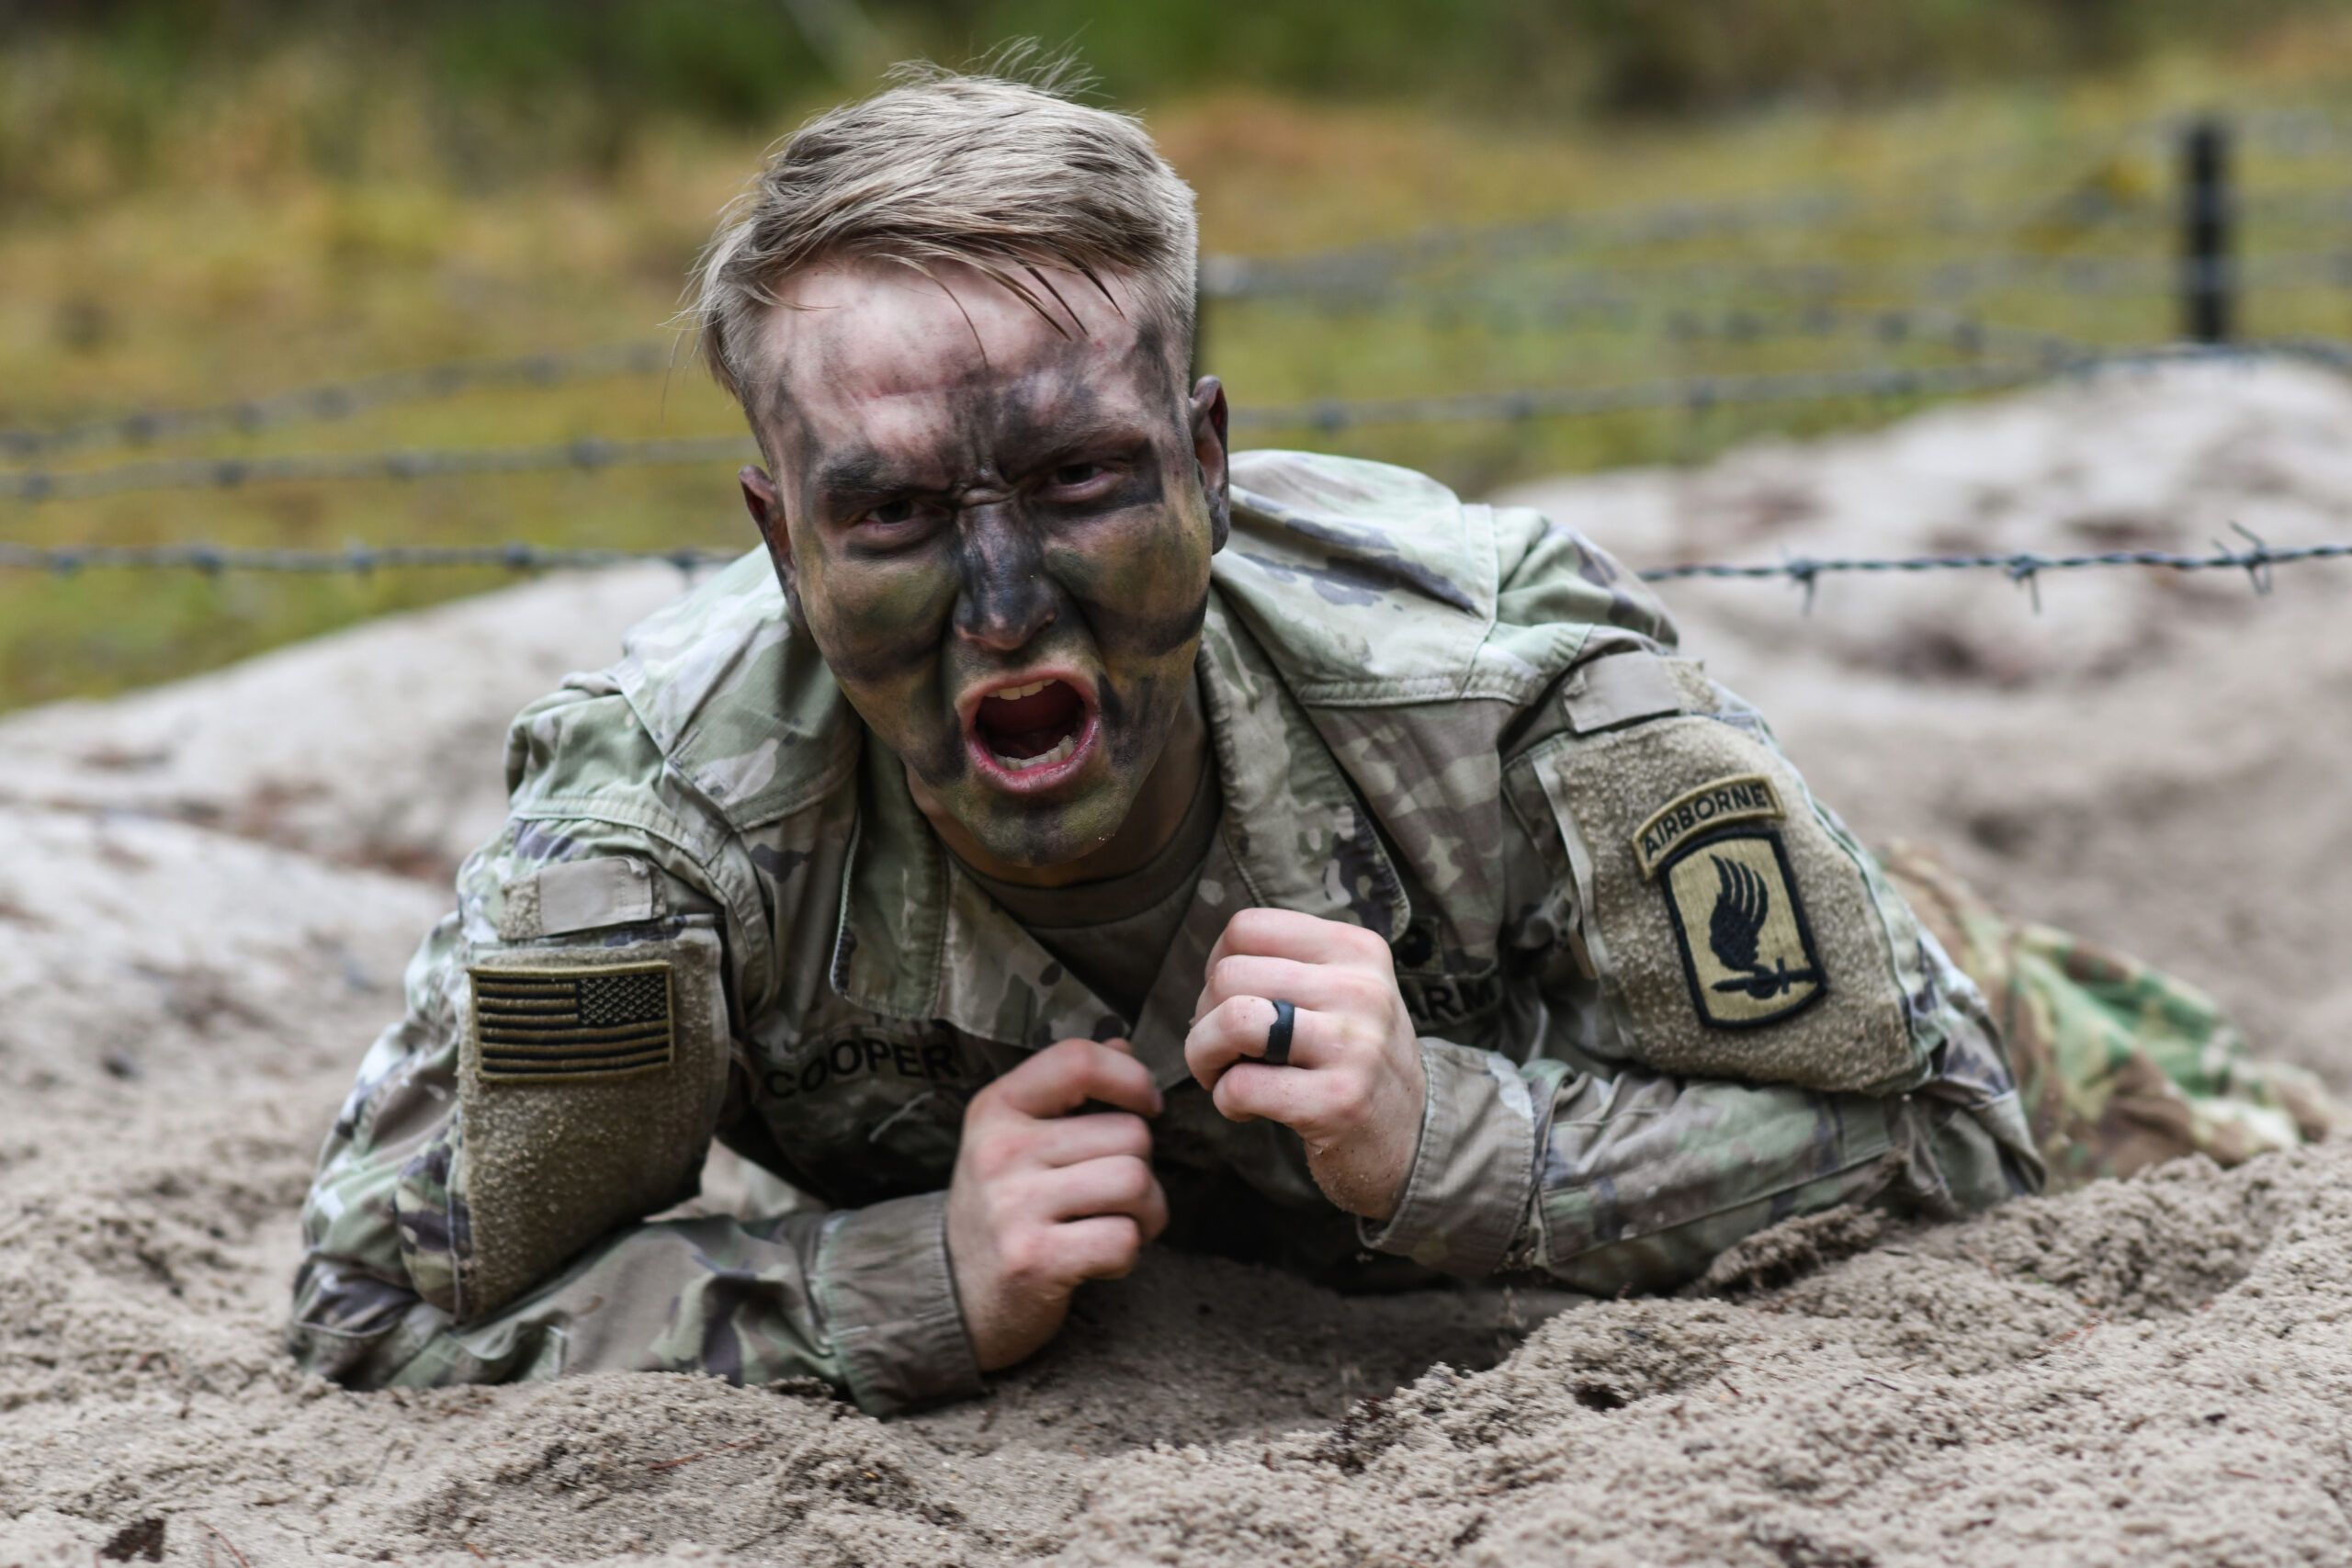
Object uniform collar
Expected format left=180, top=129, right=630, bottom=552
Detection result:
left=830, top=591, right=1411, bottom=1080
left=1189, top=592, right=1411, bottom=942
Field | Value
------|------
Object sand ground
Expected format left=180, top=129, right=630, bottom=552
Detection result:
left=5, top=358, right=2351, bottom=1565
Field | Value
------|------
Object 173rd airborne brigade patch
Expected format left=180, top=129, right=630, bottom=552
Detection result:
left=1632, top=774, right=1826, bottom=1030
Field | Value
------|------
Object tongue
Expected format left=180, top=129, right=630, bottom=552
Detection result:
left=978, top=682, right=1082, bottom=759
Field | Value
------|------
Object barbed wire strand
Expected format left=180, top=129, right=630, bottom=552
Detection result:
left=4, top=531, right=2343, bottom=600
left=0, top=434, right=753, bottom=503
left=7, top=198, right=2346, bottom=461
left=14, top=342, right=2339, bottom=504
left=1645, top=525, right=2338, bottom=614
left=0, top=340, right=677, bottom=461
left=2232, top=107, right=2352, bottom=157
left=1361, top=248, right=2352, bottom=310
left=0, top=195, right=1919, bottom=460
left=0, top=542, right=740, bottom=575
left=1204, top=186, right=2352, bottom=303
left=7, top=251, right=2333, bottom=473
left=1250, top=291, right=2090, bottom=359
left=0, top=300, right=2094, bottom=468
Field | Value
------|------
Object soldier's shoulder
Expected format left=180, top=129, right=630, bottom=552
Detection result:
left=1216, top=449, right=1667, bottom=704
left=517, top=547, right=858, bottom=835
left=1216, top=450, right=1499, bottom=698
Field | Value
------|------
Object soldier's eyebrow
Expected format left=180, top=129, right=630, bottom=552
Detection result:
left=966, top=405, right=1159, bottom=487
left=811, top=448, right=934, bottom=506
left=1025, top=418, right=1154, bottom=468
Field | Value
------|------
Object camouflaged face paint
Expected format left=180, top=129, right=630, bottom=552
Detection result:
left=768, top=280, right=1217, bottom=870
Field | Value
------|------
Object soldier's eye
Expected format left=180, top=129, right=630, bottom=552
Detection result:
left=856, top=499, right=943, bottom=529
left=1049, top=462, right=1108, bottom=489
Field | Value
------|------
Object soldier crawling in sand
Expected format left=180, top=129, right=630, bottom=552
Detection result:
left=288, top=61, right=2330, bottom=1414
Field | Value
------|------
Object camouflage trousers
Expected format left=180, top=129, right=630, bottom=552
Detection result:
left=1883, top=843, right=2334, bottom=1191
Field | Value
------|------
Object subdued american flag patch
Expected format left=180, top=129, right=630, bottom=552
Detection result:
left=468, top=962, right=675, bottom=1081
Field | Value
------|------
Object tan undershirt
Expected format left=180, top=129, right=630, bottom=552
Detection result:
left=956, top=753, right=1224, bottom=1023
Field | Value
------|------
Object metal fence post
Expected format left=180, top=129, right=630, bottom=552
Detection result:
left=2182, top=117, right=2234, bottom=344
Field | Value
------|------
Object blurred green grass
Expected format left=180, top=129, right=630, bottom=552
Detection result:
left=4, top=6, right=2352, bottom=709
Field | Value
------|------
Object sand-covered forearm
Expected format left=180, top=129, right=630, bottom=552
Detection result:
left=1509, top=1059, right=1908, bottom=1291
left=285, top=812, right=983, bottom=1414
left=1358, top=1040, right=1910, bottom=1290
left=286, top=912, right=978, bottom=1413
left=287, top=1193, right=981, bottom=1413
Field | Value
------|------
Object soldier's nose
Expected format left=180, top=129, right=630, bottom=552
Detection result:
left=953, top=513, right=1057, bottom=652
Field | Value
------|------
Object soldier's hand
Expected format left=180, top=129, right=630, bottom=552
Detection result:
left=945, top=1037, right=1169, bottom=1373
left=1184, top=908, right=1428, bottom=1224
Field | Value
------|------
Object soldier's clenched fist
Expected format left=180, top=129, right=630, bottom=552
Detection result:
left=1183, top=908, right=1429, bottom=1223
left=945, top=1037, right=1170, bottom=1372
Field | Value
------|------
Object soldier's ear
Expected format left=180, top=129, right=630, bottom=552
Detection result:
left=1189, top=375, right=1231, bottom=552
left=739, top=465, right=799, bottom=604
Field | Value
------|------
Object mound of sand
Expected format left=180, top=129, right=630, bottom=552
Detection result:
left=0, top=568, right=685, bottom=880
left=6, top=357, right=2351, bottom=1565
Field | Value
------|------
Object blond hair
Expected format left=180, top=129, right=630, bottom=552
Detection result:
left=690, top=51, right=1199, bottom=408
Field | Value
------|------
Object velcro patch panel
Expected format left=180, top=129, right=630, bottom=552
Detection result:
left=1534, top=715, right=1927, bottom=1094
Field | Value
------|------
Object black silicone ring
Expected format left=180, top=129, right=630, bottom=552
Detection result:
left=1263, top=998, right=1296, bottom=1066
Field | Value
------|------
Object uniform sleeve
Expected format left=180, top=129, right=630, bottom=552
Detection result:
left=1358, top=1036, right=1940, bottom=1289
left=1359, top=559, right=2041, bottom=1286
left=287, top=693, right=981, bottom=1415
left=1358, top=841, right=2035, bottom=1291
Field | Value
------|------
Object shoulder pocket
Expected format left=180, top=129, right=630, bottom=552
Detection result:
left=1533, top=711, right=1930, bottom=1094
left=447, top=918, right=731, bottom=1323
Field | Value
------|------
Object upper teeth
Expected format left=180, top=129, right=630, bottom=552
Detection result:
left=990, top=680, right=1052, bottom=702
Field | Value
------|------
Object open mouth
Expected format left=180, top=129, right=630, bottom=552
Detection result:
left=967, top=676, right=1098, bottom=788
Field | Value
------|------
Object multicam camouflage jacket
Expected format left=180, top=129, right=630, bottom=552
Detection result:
left=290, top=450, right=2043, bottom=1415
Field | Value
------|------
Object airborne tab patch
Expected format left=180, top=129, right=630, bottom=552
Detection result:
left=1633, top=773, right=1784, bottom=879
left=469, top=962, right=675, bottom=1081
left=1657, top=831, right=1826, bottom=1030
